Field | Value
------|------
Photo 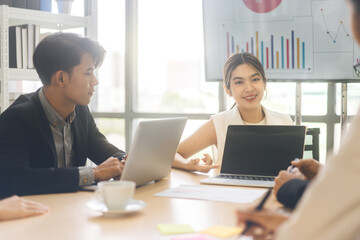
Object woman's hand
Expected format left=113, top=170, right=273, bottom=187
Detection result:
left=0, top=195, right=49, bottom=221
left=187, top=154, right=220, bottom=173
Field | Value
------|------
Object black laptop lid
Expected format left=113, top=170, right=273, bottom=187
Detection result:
left=221, top=125, right=306, bottom=176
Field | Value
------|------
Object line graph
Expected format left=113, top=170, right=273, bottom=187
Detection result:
left=320, top=8, right=352, bottom=43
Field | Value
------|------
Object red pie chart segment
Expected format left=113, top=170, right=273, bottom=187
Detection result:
left=243, top=0, right=283, bottom=13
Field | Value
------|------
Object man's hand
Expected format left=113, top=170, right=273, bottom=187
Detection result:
left=236, top=208, right=289, bottom=240
left=93, top=157, right=125, bottom=182
left=186, top=154, right=220, bottom=173
left=0, top=195, right=49, bottom=221
left=274, top=170, right=305, bottom=196
left=291, top=159, right=323, bottom=180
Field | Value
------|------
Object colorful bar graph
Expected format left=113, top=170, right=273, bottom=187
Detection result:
left=226, top=29, right=307, bottom=70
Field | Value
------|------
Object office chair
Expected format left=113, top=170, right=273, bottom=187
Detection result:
left=304, top=128, right=320, bottom=161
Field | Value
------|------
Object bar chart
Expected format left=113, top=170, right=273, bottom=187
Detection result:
left=226, top=30, right=306, bottom=70
left=222, top=18, right=313, bottom=74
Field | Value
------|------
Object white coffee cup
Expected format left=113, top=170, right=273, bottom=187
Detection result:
left=95, top=181, right=135, bottom=211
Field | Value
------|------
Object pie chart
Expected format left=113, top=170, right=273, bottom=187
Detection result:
left=243, top=0, right=282, bottom=13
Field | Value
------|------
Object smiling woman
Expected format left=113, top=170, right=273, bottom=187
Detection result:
left=172, top=52, right=294, bottom=172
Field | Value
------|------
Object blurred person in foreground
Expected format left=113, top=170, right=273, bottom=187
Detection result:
left=237, top=0, right=360, bottom=239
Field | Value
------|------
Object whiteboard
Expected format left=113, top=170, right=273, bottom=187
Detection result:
left=203, top=0, right=359, bottom=81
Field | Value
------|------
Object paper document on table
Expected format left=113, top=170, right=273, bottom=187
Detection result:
left=155, top=185, right=268, bottom=204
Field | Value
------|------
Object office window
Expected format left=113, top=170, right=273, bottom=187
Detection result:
left=95, top=0, right=125, bottom=112
left=302, top=83, right=327, bottom=115
left=333, top=123, right=342, bottom=156
left=95, top=118, right=125, bottom=150
left=137, top=0, right=219, bottom=113
left=335, top=83, right=360, bottom=116
left=180, top=120, right=213, bottom=159
left=262, top=82, right=296, bottom=115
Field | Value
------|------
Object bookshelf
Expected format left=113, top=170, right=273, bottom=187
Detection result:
left=0, top=4, right=94, bottom=112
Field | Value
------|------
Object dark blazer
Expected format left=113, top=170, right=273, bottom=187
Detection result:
left=276, top=179, right=310, bottom=209
left=0, top=90, right=125, bottom=198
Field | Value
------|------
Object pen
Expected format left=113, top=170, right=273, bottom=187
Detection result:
left=240, top=188, right=272, bottom=236
left=289, top=158, right=299, bottom=173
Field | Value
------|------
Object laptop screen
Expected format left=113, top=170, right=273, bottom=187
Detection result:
left=220, top=125, right=306, bottom=176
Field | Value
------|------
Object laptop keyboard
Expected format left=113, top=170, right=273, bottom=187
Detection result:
left=216, top=175, right=274, bottom=181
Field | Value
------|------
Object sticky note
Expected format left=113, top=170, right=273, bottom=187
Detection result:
left=201, top=225, right=243, bottom=238
left=157, top=224, right=194, bottom=235
left=171, top=235, right=213, bottom=240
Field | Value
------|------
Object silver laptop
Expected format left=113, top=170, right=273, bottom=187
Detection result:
left=81, top=117, right=187, bottom=190
left=120, top=117, right=187, bottom=186
left=200, top=125, right=306, bottom=188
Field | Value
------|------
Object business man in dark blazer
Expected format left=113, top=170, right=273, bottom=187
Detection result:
left=0, top=33, right=126, bottom=198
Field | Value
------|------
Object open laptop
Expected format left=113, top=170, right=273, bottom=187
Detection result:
left=200, top=125, right=306, bottom=188
left=81, top=117, right=187, bottom=190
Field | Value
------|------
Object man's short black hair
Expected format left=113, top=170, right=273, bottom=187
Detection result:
left=33, top=32, right=105, bottom=85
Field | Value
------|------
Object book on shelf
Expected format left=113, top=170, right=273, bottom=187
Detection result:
left=34, top=25, right=40, bottom=50
left=21, top=25, right=28, bottom=69
left=27, top=24, right=40, bottom=68
left=27, top=24, right=34, bottom=68
left=8, top=24, right=40, bottom=69
left=0, top=0, right=13, bottom=6
left=9, top=25, right=22, bottom=68
left=26, top=0, right=40, bottom=10
left=0, top=0, right=26, bottom=8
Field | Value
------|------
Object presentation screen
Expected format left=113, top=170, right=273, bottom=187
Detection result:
left=203, top=0, right=359, bottom=81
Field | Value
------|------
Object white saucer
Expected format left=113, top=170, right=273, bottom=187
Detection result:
left=87, top=199, right=146, bottom=217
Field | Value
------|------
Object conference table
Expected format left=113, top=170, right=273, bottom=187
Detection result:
left=0, top=169, right=282, bottom=240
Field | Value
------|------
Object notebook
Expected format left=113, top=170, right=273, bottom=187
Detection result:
left=81, top=117, right=187, bottom=190
left=200, top=125, right=306, bottom=188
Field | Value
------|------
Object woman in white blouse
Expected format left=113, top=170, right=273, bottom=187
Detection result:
left=172, top=52, right=293, bottom=172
